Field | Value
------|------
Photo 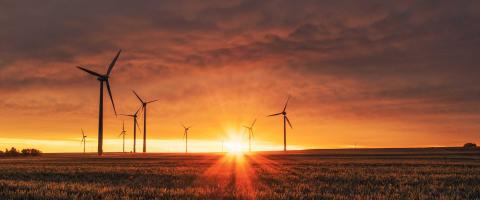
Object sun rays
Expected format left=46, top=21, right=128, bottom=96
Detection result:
left=194, top=152, right=283, bottom=199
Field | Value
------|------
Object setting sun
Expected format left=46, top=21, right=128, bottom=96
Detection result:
left=225, top=141, right=244, bottom=153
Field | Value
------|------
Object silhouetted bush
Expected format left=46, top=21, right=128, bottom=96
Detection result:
left=21, top=148, right=42, bottom=156
left=0, top=147, right=42, bottom=157
left=463, top=143, right=477, bottom=149
left=5, top=147, right=20, bottom=156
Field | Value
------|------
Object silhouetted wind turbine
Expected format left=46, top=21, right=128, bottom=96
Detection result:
left=243, top=119, right=256, bottom=152
left=77, top=50, right=121, bottom=156
left=267, top=97, right=292, bottom=151
left=132, top=90, right=159, bottom=153
left=119, top=106, right=142, bottom=153
left=182, top=124, right=191, bottom=153
left=81, top=129, right=87, bottom=153
left=119, top=121, right=127, bottom=153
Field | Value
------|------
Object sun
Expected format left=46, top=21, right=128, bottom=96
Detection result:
left=222, top=128, right=246, bottom=154
left=225, top=141, right=244, bottom=154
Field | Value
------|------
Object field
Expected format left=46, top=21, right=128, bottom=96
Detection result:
left=0, top=148, right=479, bottom=199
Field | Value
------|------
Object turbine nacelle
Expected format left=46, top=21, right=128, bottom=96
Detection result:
left=97, top=75, right=108, bottom=81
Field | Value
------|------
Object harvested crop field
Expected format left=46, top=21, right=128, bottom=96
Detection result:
left=0, top=148, right=479, bottom=199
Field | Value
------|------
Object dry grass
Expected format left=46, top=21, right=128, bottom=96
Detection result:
left=0, top=149, right=478, bottom=199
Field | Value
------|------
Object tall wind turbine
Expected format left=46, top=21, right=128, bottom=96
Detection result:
left=182, top=124, right=191, bottom=153
left=132, top=90, right=159, bottom=153
left=119, top=121, right=127, bottom=153
left=120, top=106, right=142, bottom=153
left=81, top=129, right=87, bottom=153
left=267, top=97, right=292, bottom=151
left=77, top=50, right=121, bottom=156
left=243, top=119, right=256, bottom=152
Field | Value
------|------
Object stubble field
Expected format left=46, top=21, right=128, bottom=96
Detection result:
left=0, top=148, right=479, bottom=199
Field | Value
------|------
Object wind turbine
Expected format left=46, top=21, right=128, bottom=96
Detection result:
left=182, top=124, right=191, bottom=153
left=243, top=119, right=256, bottom=152
left=118, top=121, right=127, bottom=153
left=81, top=129, right=87, bottom=153
left=119, top=106, right=142, bottom=153
left=267, top=97, right=292, bottom=151
left=77, top=50, right=121, bottom=156
left=132, top=90, right=159, bottom=153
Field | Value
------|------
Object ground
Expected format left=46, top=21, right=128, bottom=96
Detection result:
left=0, top=148, right=479, bottom=199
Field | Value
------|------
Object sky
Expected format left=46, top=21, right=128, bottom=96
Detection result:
left=1, top=0, right=480, bottom=152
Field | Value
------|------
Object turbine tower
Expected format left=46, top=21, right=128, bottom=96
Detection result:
left=132, top=90, right=159, bottom=153
left=119, top=121, right=127, bottom=153
left=77, top=50, right=121, bottom=156
left=182, top=124, right=191, bottom=153
left=81, top=129, right=87, bottom=153
left=243, top=119, right=256, bottom=152
left=120, top=106, right=142, bottom=153
left=267, top=97, right=292, bottom=151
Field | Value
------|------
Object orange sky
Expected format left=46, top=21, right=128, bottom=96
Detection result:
left=1, top=1, right=480, bottom=152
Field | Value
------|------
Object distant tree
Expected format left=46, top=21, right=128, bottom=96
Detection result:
left=20, top=148, right=42, bottom=156
left=5, top=147, right=20, bottom=156
left=29, top=149, right=42, bottom=156
left=463, top=143, right=477, bottom=149
left=0, top=147, right=42, bottom=157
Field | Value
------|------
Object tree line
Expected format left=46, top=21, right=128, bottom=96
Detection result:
left=0, top=147, right=42, bottom=157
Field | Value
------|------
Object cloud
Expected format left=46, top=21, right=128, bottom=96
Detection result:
left=1, top=0, right=479, bottom=147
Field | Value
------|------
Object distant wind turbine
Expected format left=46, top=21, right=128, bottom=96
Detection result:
left=243, top=118, right=256, bottom=152
left=119, top=121, right=127, bottom=153
left=120, top=106, right=142, bottom=153
left=267, top=97, right=292, bottom=151
left=77, top=50, right=121, bottom=156
left=182, top=124, right=191, bottom=153
left=81, top=129, right=87, bottom=153
left=132, top=90, right=159, bottom=153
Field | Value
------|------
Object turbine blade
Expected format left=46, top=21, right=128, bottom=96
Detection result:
left=283, top=96, right=291, bottom=112
left=132, top=90, right=144, bottom=103
left=106, top=80, right=117, bottom=116
left=119, top=114, right=134, bottom=117
left=134, top=106, right=142, bottom=115
left=137, top=105, right=144, bottom=118
left=182, top=123, right=186, bottom=129
left=77, top=66, right=102, bottom=77
left=251, top=118, right=257, bottom=127
left=136, top=120, right=142, bottom=134
left=267, top=112, right=282, bottom=117
left=106, top=50, right=121, bottom=76
left=147, top=99, right=160, bottom=104
left=81, top=128, right=85, bottom=137
left=286, top=116, right=293, bottom=129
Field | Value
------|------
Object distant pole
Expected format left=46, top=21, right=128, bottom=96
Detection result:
left=185, top=131, right=188, bottom=153
left=122, top=133, right=125, bottom=153
left=98, top=81, right=104, bottom=156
